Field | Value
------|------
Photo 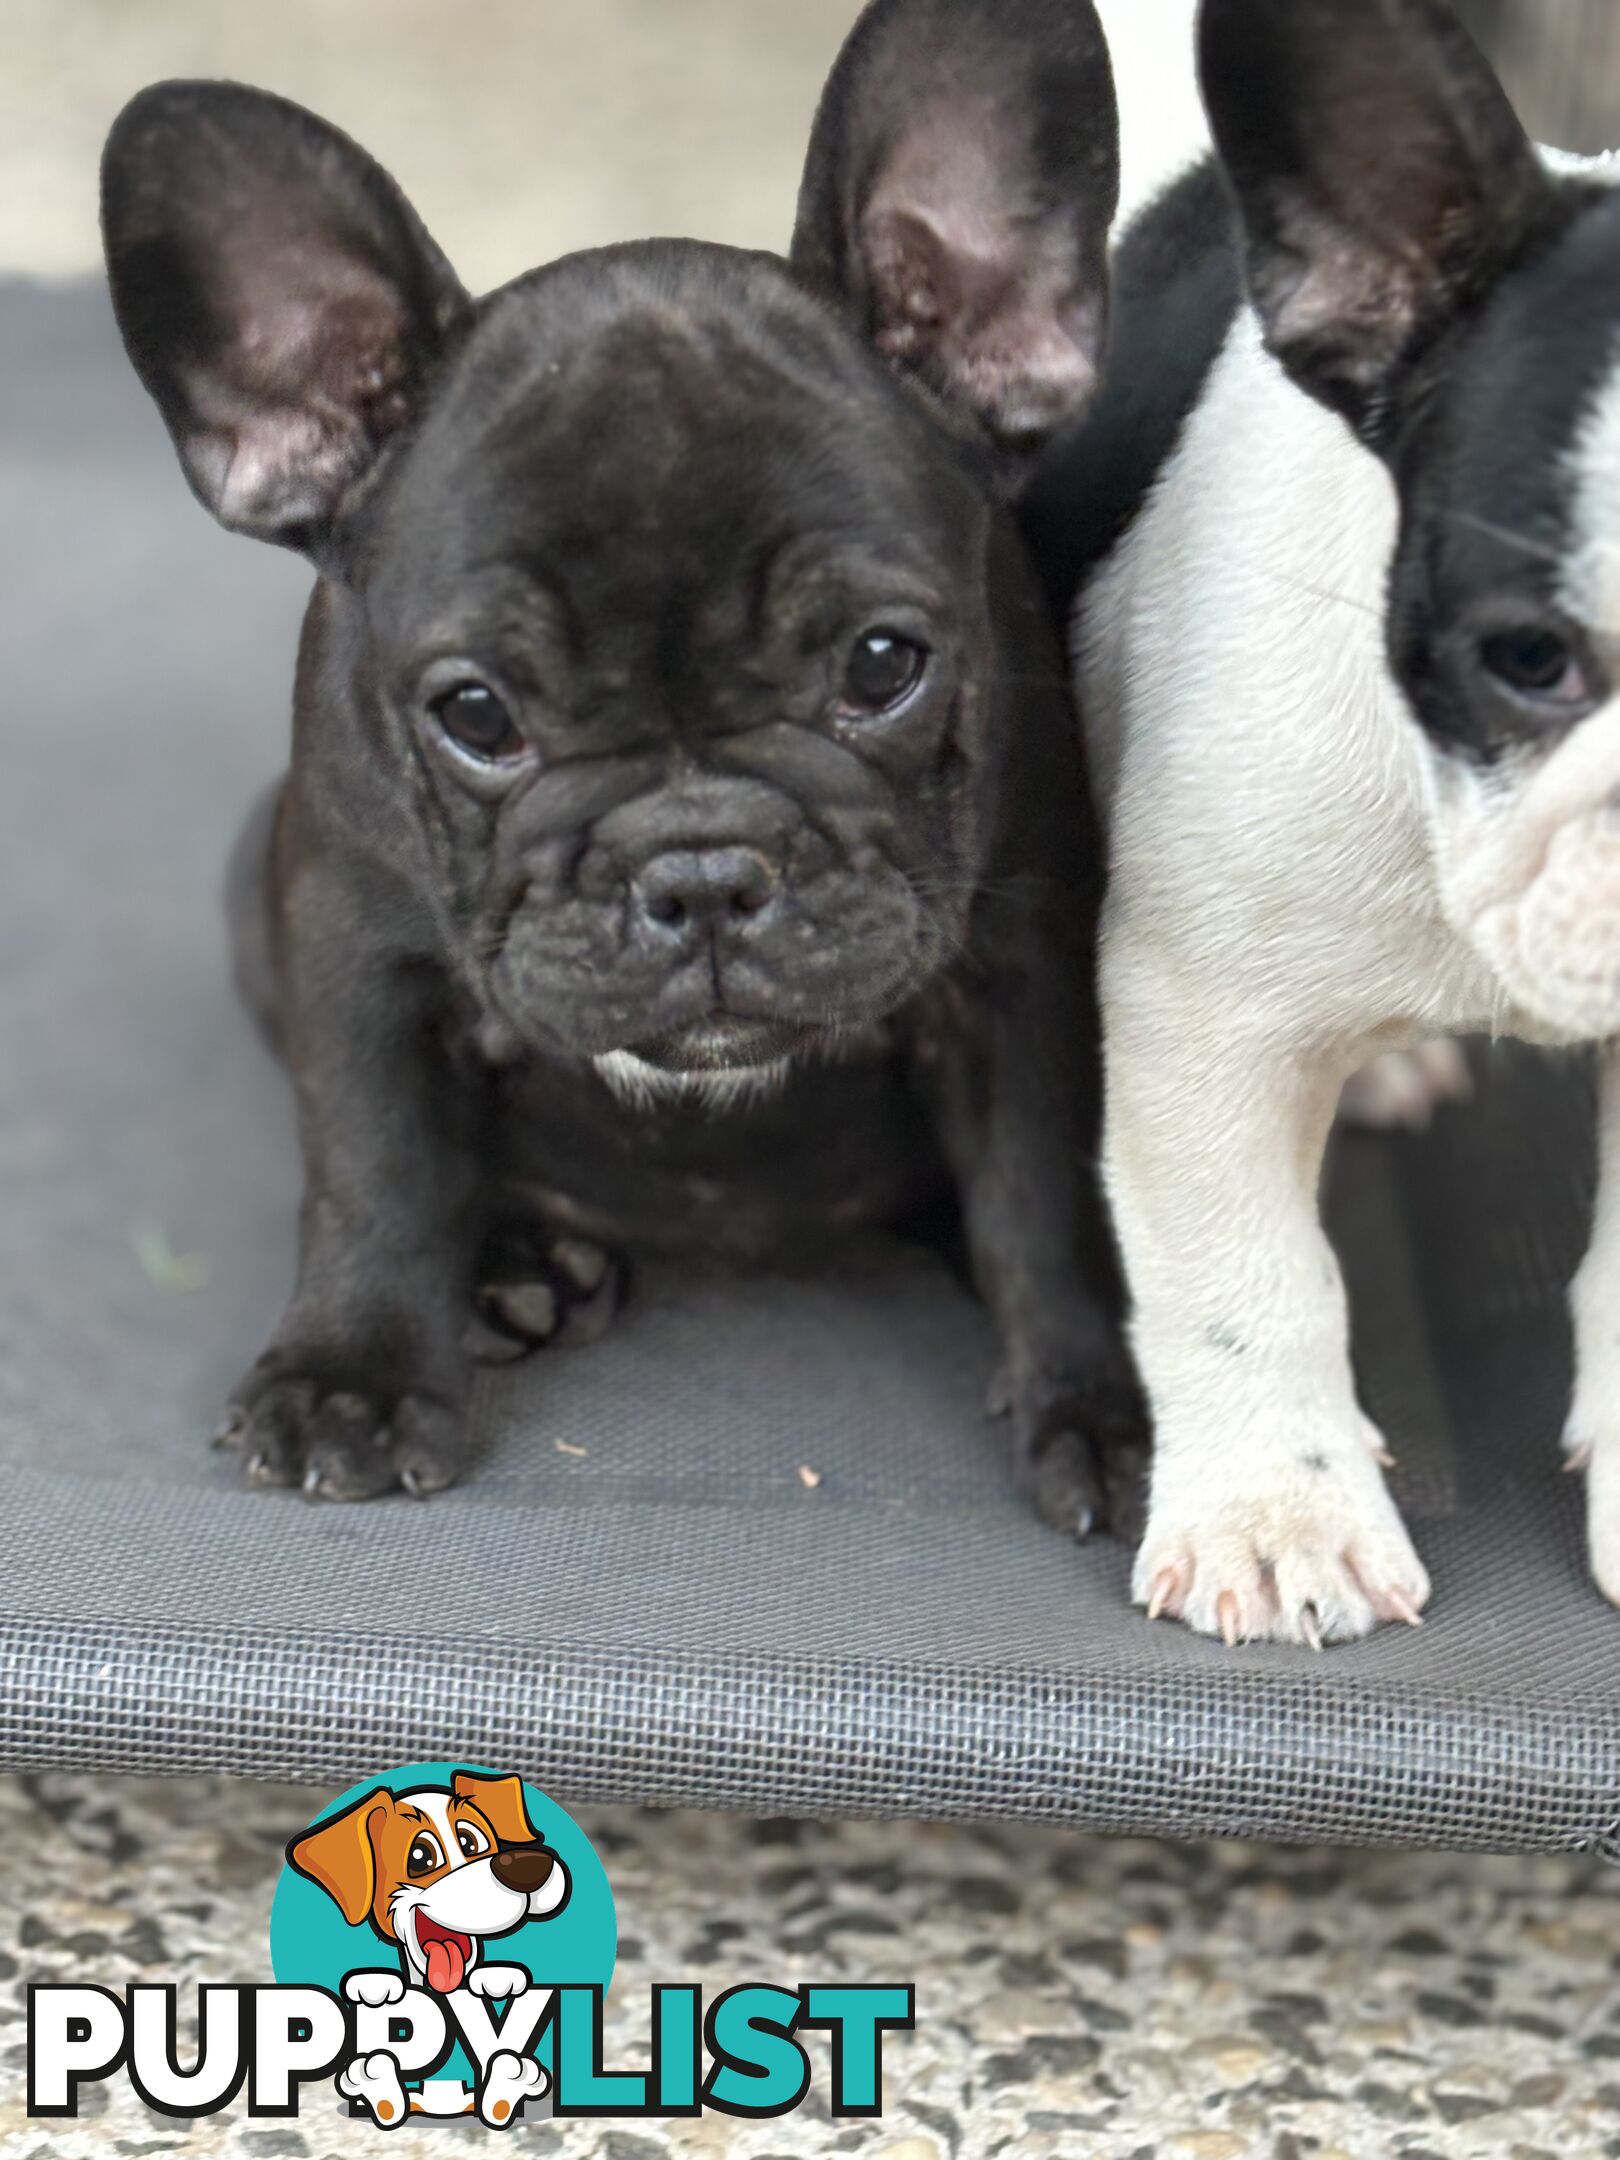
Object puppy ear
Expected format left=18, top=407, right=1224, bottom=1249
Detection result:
left=287, top=1792, right=390, bottom=1926
left=451, top=1772, right=538, bottom=1847
left=791, top=0, right=1120, bottom=451
left=101, top=81, right=469, bottom=552
left=1198, top=0, right=1555, bottom=444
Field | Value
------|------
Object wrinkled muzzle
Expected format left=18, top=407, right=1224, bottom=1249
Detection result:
left=487, top=786, right=945, bottom=1072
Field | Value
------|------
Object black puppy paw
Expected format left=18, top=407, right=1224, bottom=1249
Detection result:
left=466, top=1227, right=628, bottom=1364
left=215, top=1374, right=465, bottom=1501
left=994, top=1361, right=1151, bottom=1546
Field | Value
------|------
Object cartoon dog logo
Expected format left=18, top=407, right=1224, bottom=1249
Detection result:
left=287, top=1772, right=572, bottom=2127
left=289, top=1770, right=571, bottom=1997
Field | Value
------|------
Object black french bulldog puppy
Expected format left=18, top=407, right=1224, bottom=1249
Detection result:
left=100, top=0, right=1141, bottom=1529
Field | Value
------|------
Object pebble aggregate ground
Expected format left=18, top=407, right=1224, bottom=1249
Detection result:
left=3, top=1775, right=1619, bottom=2159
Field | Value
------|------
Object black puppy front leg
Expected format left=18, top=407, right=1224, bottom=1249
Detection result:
left=926, top=893, right=1147, bottom=1544
left=221, top=862, right=481, bottom=1501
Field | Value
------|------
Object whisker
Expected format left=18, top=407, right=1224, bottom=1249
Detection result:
left=1254, top=566, right=1383, bottom=621
left=1442, top=509, right=1565, bottom=567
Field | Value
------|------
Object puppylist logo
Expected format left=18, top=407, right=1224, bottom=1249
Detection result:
left=27, top=1763, right=914, bottom=2129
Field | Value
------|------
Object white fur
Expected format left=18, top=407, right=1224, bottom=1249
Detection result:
left=1080, top=118, right=1620, bottom=1639
left=593, top=1048, right=791, bottom=1111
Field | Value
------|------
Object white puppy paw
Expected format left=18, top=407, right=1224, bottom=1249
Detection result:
left=1133, top=1443, right=1430, bottom=1646
left=479, top=2049, right=548, bottom=2127
left=465, top=1964, right=529, bottom=2001
left=1338, top=1041, right=1473, bottom=1132
left=343, top=1971, right=407, bottom=2009
left=338, top=2050, right=410, bottom=2127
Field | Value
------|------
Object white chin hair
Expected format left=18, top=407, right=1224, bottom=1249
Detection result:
left=593, top=1050, right=793, bottom=1111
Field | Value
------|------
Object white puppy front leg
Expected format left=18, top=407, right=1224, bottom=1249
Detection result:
left=1564, top=1046, right=1620, bottom=1607
left=1106, top=981, right=1430, bottom=1645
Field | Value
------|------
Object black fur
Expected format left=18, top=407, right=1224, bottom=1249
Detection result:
left=1024, top=0, right=1620, bottom=780
left=1018, top=159, right=1242, bottom=617
left=101, top=0, right=1145, bottom=1530
left=1196, top=0, right=1620, bottom=768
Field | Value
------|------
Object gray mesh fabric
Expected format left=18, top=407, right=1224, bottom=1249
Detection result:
left=3, top=280, right=1617, bottom=1852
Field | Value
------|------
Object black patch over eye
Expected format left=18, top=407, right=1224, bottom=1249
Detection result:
left=1478, top=627, right=1594, bottom=707
left=841, top=631, right=928, bottom=716
left=432, top=683, right=525, bottom=761
left=406, top=1833, right=444, bottom=1877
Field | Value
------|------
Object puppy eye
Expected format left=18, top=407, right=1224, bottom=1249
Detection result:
left=840, top=631, right=928, bottom=717
left=431, top=683, right=526, bottom=762
left=406, top=1832, right=445, bottom=1877
left=455, top=1823, right=490, bottom=1859
left=1478, top=627, right=1596, bottom=709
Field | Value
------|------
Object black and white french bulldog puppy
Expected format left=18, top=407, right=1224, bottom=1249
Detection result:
left=1022, top=0, right=1620, bottom=1643
left=101, top=0, right=1145, bottom=1525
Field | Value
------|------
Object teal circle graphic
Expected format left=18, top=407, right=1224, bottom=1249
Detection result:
left=269, top=1761, right=616, bottom=2085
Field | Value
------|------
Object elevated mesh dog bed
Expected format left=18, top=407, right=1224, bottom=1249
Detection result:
left=3, top=279, right=1616, bottom=1855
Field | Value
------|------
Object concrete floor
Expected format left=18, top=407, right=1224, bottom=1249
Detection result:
left=5, top=6, right=1620, bottom=2158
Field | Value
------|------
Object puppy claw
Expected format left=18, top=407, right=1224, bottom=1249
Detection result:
left=1373, top=1445, right=1398, bottom=1471
left=554, top=1272, right=622, bottom=1348
left=1030, top=1431, right=1105, bottom=1545
left=482, top=1280, right=559, bottom=1342
left=400, top=1467, right=427, bottom=1501
left=212, top=1411, right=247, bottom=1452
left=463, top=1315, right=532, bottom=1367
left=1386, top=1587, right=1426, bottom=1629
left=1562, top=1412, right=1594, bottom=1474
left=224, top=1371, right=466, bottom=1502
left=1146, top=1567, right=1184, bottom=1623
left=553, top=1238, right=609, bottom=1293
left=1135, top=1455, right=1430, bottom=1646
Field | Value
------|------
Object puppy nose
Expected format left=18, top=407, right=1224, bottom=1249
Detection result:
left=490, top=1846, right=555, bottom=1895
left=633, top=847, right=778, bottom=933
